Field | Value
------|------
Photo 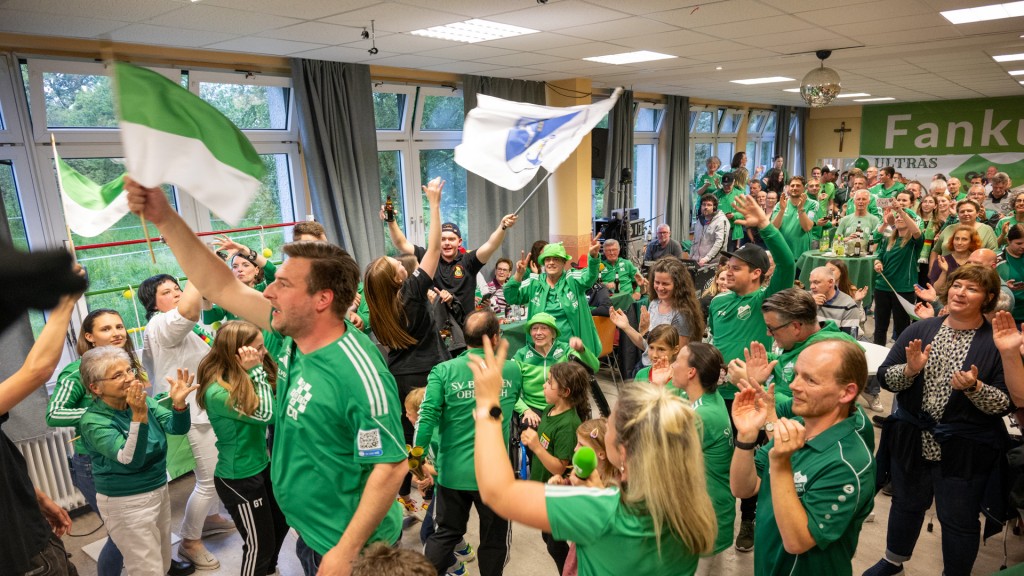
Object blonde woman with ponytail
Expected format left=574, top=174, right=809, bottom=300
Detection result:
left=196, top=321, right=288, bottom=576
left=468, top=339, right=716, bottom=576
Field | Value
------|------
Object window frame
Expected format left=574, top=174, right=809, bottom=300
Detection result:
left=373, top=84, right=417, bottom=137
left=187, top=69, right=294, bottom=141
left=411, top=86, right=465, bottom=141
left=0, top=54, right=23, bottom=143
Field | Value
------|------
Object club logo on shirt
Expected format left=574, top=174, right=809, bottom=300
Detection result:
left=454, top=265, right=464, bottom=279
left=286, top=378, right=313, bottom=421
left=737, top=304, right=752, bottom=320
left=357, top=428, right=384, bottom=457
left=540, top=432, right=551, bottom=450
left=794, top=470, right=808, bottom=494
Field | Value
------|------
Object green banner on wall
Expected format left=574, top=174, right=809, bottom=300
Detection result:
left=861, top=96, right=1024, bottom=156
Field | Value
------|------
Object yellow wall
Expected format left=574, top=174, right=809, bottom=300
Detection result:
left=545, top=78, right=593, bottom=259
left=805, top=105, right=863, bottom=174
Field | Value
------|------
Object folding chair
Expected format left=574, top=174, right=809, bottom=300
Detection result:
left=592, top=315, right=623, bottom=391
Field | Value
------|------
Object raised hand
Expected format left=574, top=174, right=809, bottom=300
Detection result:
left=237, top=345, right=264, bottom=370
left=465, top=337, right=509, bottom=406
left=743, top=341, right=777, bottom=386
left=649, top=358, right=673, bottom=386
left=422, top=177, right=445, bottom=205
left=608, top=307, right=630, bottom=330
left=638, top=305, right=651, bottom=335
left=568, top=337, right=585, bottom=352
left=768, top=418, right=806, bottom=461
left=730, top=387, right=768, bottom=438
left=500, top=214, right=518, bottom=230
left=126, top=381, right=148, bottom=423
left=992, top=310, right=1024, bottom=354
left=732, top=194, right=769, bottom=229
left=854, top=285, right=869, bottom=302
left=212, top=234, right=245, bottom=255
left=937, top=255, right=949, bottom=272
left=905, top=339, right=931, bottom=376
left=166, top=368, right=198, bottom=410
left=124, top=176, right=174, bottom=225
left=914, top=282, right=937, bottom=303
left=914, top=302, right=935, bottom=319
left=515, top=250, right=528, bottom=280
left=589, top=237, right=601, bottom=257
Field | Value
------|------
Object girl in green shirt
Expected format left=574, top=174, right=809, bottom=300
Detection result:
left=196, top=321, right=288, bottom=576
left=872, top=205, right=923, bottom=346
left=633, top=325, right=681, bottom=391
left=470, top=339, right=717, bottom=576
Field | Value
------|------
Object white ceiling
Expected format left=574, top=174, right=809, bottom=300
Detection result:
left=1, top=0, right=1023, bottom=105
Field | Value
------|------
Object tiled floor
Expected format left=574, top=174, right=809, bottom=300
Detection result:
left=60, top=332, right=1024, bottom=575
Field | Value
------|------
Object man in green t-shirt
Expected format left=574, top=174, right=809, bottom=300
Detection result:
left=719, top=173, right=747, bottom=251
left=415, top=310, right=523, bottom=576
left=731, top=339, right=875, bottom=576
left=869, top=167, right=905, bottom=199
left=126, top=177, right=410, bottom=576
left=771, top=176, right=818, bottom=261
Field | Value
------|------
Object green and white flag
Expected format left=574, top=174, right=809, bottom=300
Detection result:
left=57, top=154, right=128, bottom=237
left=114, top=62, right=264, bottom=225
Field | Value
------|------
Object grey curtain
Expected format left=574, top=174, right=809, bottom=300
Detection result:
left=791, top=107, right=808, bottom=177
left=462, top=75, right=549, bottom=264
left=291, top=59, right=381, bottom=267
left=603, top=89, right=634, bottom=216
left=775, top=105, right=791, bottom=175
left=663, top=95, right=690, bottom=238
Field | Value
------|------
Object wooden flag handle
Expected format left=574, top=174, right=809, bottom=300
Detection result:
left=137, top=212, right=157, bottom=264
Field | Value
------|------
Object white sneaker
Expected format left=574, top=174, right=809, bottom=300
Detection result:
left=862, top=392, right=884, bottom=413
left=179, top=543, right=220, bottom=570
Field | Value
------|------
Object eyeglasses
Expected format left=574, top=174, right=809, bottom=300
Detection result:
left=100, top=367, right=137, bottom=382
left=766, top=321, right=793, bottom=335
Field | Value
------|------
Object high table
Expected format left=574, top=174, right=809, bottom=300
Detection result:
left=860, top=341, right=891, bottom=377
left=796, top=250, right=876, bottom=307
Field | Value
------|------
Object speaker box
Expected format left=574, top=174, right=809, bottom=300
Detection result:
left=591, top=127, right=608, bottom=180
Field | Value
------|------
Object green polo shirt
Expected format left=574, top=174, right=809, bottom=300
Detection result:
left=599, top=258, right=639, bottom=293
left=695, top=171, right=724, bottom=198
left=869, top=181, right=905, bottom=199
left=266, top=323, right=406, bottom=556
left=546, top=486, right=699, bottom=576
left=768, top=322, right=860, bottom=399
left=752, top=414, right=875, bottom=576
left=413, top=348, right=523, bottom=491
left=708, top=225, right=795, bottom=399
left=874, top=234, right=924, bottom=293
left=997, top=253, right=1024, bottom=322
left=771, top=199, right=819, bottom=261
left=203, top=366, right=274, bottom=480
left=692, top=390, right=735, bottom=554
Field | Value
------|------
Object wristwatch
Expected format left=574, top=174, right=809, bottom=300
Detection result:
left=474, top=405, right=502, bottom=421
left=763, top=421, right=775, bottom=434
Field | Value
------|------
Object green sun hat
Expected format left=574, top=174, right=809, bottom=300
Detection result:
left=538, top=242, right=569, bottom=265
left=526, top=312, right=560, bottom=338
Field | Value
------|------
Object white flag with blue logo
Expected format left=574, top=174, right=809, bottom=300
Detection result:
left=455, top=88, right=623, bottom=191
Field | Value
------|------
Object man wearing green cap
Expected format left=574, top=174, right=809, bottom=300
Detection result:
left=510, top=312, right=599, bottom=427
left=504, top=239, right=602, bottom=356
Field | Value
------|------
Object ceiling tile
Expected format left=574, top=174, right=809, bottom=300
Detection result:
left=147, top=5, right=301, bottom=35
left=474, top=52, right=570, bottom=67
left=388, top=0, right=512, bottom=19
left=649, top=0, right=784, bottom=28
left=761, top=0, right=877, bottom=10
left=419, top=61, right=506, bottom=74
left=581, top=0, right=705, bottom=16
left=849, top=26, right=961, bottom=46
left=202, top=0, right=376, bottom=20
left=3, top=0, right=179, bottom=22
left=535, top=41, right=638, bottom=59
left=797, top=0, right=934, bottom=26
left=322, top=3, right=467, bottom=33
left=363, top=54, right=458, bottom=68
left=552, top=17, right=679, bottom=41
left=479, top=32, right=592, bottom=51
left=109, top=24, right=239, bottom=47
left=205, top=37, right=327, bottom=56
left=260, top=22, right=364, bottom=45
left=490, top=1, right=629, bottom=31
left=421, top=44, right=517, bottom=60
left=614, top=29, right=717, bottom=49
left=0, top=9, right=125, bottom=37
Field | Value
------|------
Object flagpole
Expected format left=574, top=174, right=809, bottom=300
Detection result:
left=512, top=171, right=552, bottom=216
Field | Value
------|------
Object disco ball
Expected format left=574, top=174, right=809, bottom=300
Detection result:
left=800, top=64, right=841, bottom=107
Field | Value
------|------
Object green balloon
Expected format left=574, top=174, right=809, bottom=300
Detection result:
left=854, top=157, right=869, bottom=171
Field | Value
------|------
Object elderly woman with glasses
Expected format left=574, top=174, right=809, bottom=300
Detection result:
left=79, top=346, right=197, bottom=576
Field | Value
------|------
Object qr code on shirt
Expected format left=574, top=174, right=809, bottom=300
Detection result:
left=357, top=428, right=383, bottom=457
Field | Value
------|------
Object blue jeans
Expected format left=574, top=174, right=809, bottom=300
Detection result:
left=295, top=536, right=322, bottom=576
left=884, top=459, right=989, bottom=576
left=69, top=453, right=124, bottom=576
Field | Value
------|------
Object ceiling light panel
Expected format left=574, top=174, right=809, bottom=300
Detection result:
left=410, top=19, right=538, bottom=43
left=993, top=53, right=1024, bottom=62
left=941, top=1, right=1024, bottom=24
left=582, top=51, right=677, bottom=64
left=731, top=76, right=794, bottom=85
left=853, top=97, right=895, bottom=102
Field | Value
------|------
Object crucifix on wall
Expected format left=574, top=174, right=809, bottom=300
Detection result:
left=834, top=121, right=852, bottom=152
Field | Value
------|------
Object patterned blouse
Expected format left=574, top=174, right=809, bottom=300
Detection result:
left=884, top=323, right=1010, bottom=461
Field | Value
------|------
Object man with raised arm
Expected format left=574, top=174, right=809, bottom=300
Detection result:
left=384, top=207, right=517, bottom=326
left=126, top=177, right=417, bottom=576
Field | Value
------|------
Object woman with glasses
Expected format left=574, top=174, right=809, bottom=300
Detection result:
left=46, top=309, right=146, bottom=576
left=482, top=257, right=513, bottom=319
left=79, top=346, right=198, bottom=576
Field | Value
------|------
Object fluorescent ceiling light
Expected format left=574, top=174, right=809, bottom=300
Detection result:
left=410, top=19, right=538, bottom=43
left=853, top=97, right=895, bottom=102
left=1010, top=70, right=1024, bottom=75
left=993, top=52, right=1024, bottom=62
left=731, top=76, right=794, bottom=85
left=837, top=92, right=871, bottom=98
left=583, top=51, right=676, bottom=65
left=783, top=88, right=801, bottom=92
left=941, top=1, right=1024, bottom=24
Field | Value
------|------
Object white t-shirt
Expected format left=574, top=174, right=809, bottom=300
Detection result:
left=142, top=308, right=211, bottom=424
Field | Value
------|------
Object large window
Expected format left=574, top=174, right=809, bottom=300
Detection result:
left=689, top=105, right=747, bottom=217
left=374, top=85, right=467, bottom=254
left=746, top=109, right=777, bottom=181
left=633, top=104, right=663, bottom=226
left=11, top=58, right=305, bottom=338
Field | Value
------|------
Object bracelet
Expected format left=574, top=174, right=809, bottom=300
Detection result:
left=244, top=249, right=258, bottom=264
left=734, top=438, right=759, bottom=451
left=173, top=403, right=188, bottom=412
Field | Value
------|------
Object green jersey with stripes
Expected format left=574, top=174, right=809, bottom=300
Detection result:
left=203, top=365, right=275, bottom=479
left=265, top=323, right=406, bottom=556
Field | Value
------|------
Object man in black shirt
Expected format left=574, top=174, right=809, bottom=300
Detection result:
left=384, top=212, right=517, bottom=327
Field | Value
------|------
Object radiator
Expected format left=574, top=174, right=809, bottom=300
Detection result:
left=16, top=428, right=87, bottom=511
